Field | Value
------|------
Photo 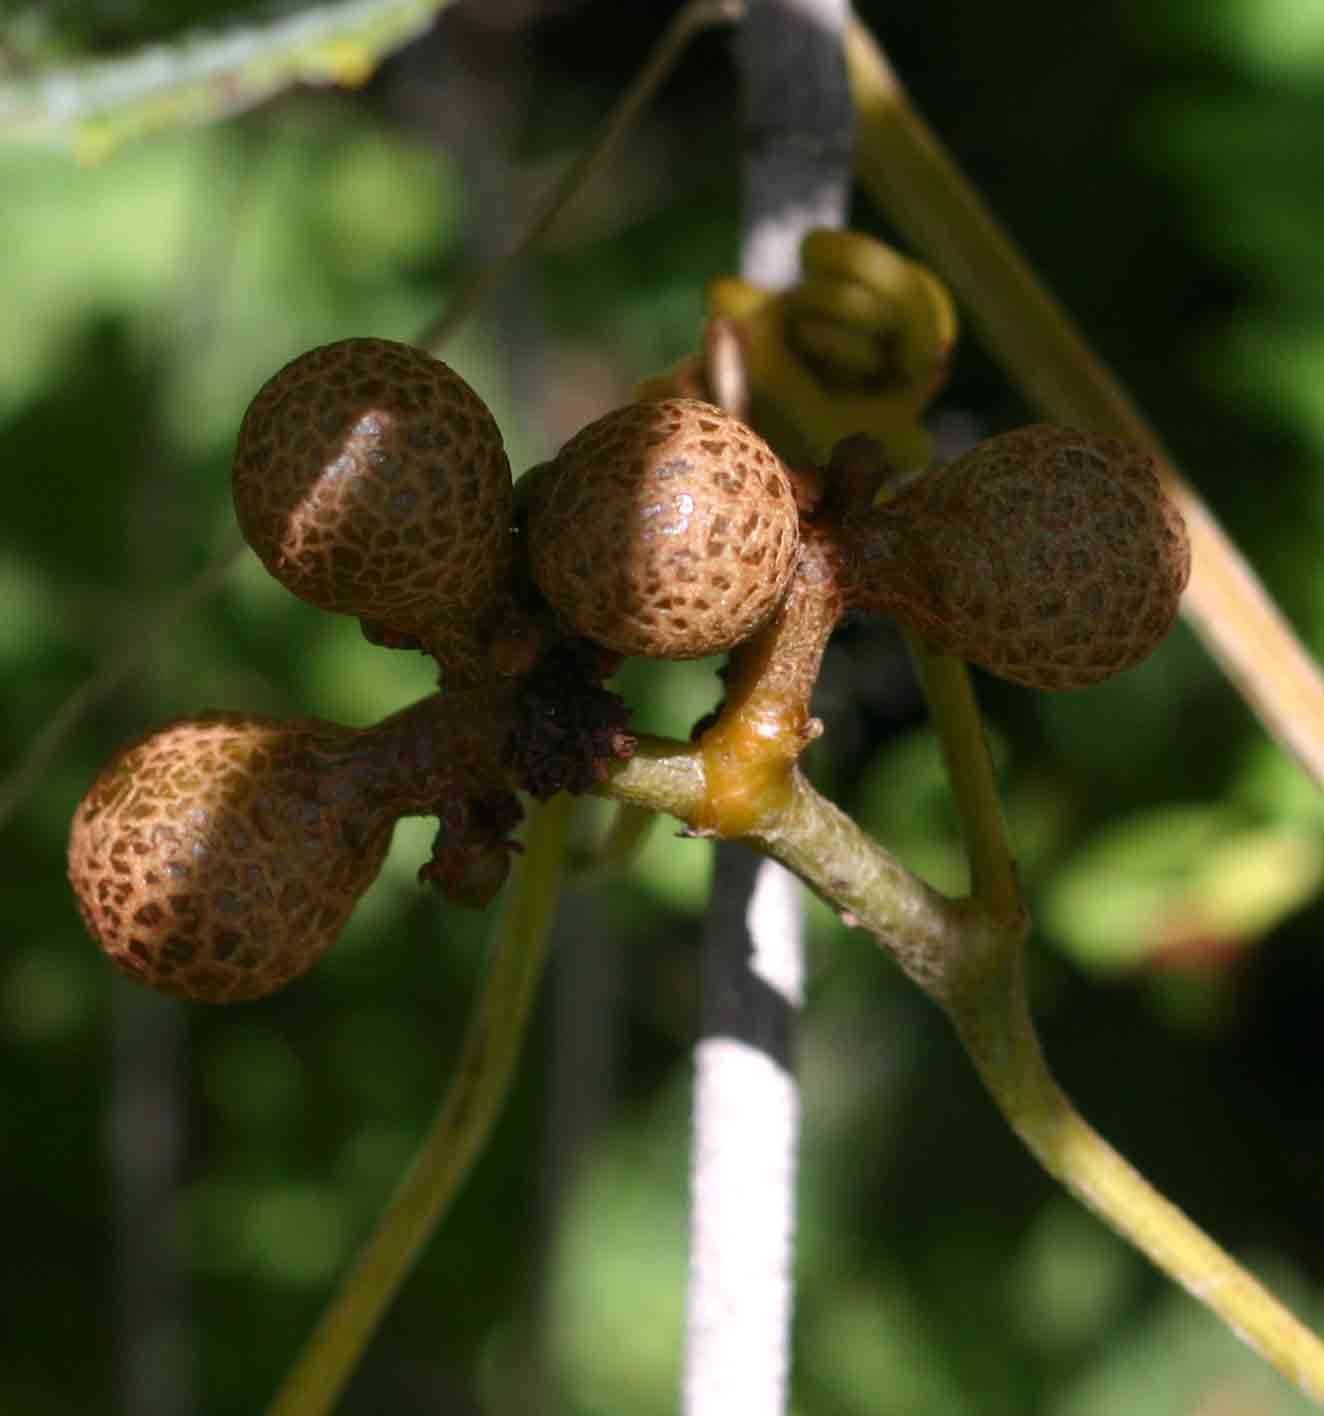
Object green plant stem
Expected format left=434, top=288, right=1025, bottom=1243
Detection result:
left=904, top=635, right=1023, bottom=931
left=844, top=17, right=1324, bottom=789
left=946, top=947, right=1324, bottom=1406
left=604, top=742, right=985, bottom=1009
left=266, top=792, right=573, bottom=1416
left=594, top=738, right=1324, bottom=1402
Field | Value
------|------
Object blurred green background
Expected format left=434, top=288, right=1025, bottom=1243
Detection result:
left=2, top=2, right=1323, bottom=1412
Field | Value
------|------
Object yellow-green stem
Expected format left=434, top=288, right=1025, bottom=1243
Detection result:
left=267, top=792, right=573, bottom=1416
left=904, top=635, right=1023, bottom=931
left=597, top=741, right=1324, bottom=1401
left=948, top=949, right=1324, bottom=1406
left=845, top=18, right=1324, bottom=787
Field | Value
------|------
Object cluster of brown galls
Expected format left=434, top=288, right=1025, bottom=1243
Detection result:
left=67, top=337, right=1190, bottom=1003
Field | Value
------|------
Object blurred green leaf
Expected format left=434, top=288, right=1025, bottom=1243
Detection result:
left=1044, top=803, right=1321, bottom=972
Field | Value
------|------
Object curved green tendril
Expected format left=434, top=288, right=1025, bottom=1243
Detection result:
left=267, top=792, right=573, bottom=1416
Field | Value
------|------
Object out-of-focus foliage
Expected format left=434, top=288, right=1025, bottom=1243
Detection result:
left=0, top=0, right=455, bottom=161
left=2, top=0, right=274, bottom=56
left=1, top=2, right=1321, bottom=1413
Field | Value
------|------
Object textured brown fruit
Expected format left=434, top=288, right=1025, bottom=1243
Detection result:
left=69, top=691, right=522, bottom=1003
left=68, top=713, right=404, bottom=1002
left=528, top=398, right=800, bottom=659
left=847, top=424, right=1191, bottom=690
left=232, top=338, right=512, bottom=677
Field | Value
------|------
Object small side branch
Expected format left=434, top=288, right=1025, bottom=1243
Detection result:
left=1, top=0, right=458, bottom=159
